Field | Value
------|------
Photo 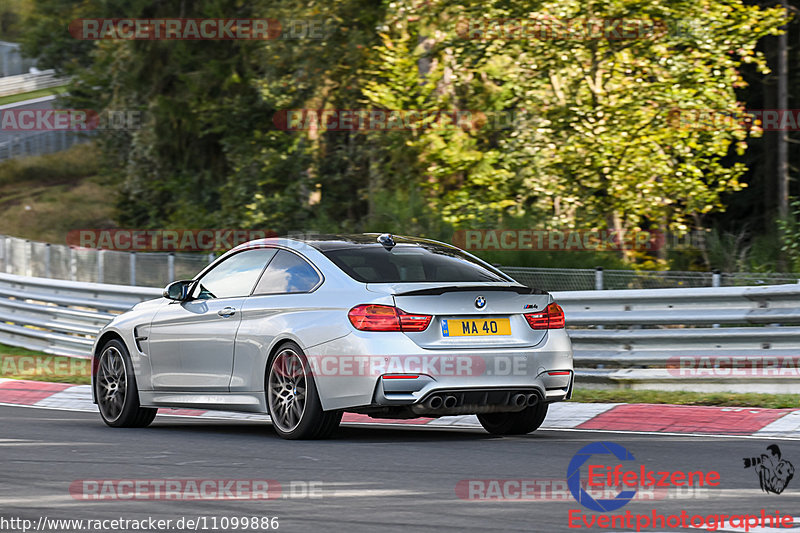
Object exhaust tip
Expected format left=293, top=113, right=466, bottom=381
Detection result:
left=443, top=395, right=457, bottom=408
left=526, top=393, right=539, bottom=406
left=511, top=393, right=527, bottom=407
left=427, top=395, right=444, bottom=409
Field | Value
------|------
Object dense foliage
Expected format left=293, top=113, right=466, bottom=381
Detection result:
left=17, top=0, right=797, bottom=268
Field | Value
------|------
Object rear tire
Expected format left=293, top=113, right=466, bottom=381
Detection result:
left=95, top=339, right=157, bottom=428
left=477, top=402, right=548, bottom=435
left=266, top=342, right=341, bottom=440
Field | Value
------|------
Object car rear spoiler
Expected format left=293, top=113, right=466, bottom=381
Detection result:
left=393, top=285, right=547, bottom=296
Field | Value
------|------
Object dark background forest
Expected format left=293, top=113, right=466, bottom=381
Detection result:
left=1, top=0, right=798, bottom=271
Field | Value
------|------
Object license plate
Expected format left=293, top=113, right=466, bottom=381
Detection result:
left=442, top=318, right=511, bottom=337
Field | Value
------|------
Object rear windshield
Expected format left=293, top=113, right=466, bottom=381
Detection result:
left=321, top=244, right=508, bottom=283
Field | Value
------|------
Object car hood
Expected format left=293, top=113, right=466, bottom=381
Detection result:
left=103, top=297, right=165, bottom=329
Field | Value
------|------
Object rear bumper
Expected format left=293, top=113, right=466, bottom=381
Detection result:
left=306, top=328, right=574, bottom=411
left=371, top=373, right=572, bottom=416
left=373, top=370, right=572, bottom=404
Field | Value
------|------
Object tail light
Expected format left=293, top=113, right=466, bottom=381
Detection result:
left=348, top=304, right=432, bottom=332
left=524, top=302, right=565, bottom=330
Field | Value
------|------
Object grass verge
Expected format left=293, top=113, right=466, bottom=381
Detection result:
left=572, top=388, right=800, bottom=409
left=0, top=86, right=68, bottom=106
left=0, top=142, right=100, bottom=187
left=0, top=343, right=91, bottom=385
left=0, top=142, right=115, bottom=243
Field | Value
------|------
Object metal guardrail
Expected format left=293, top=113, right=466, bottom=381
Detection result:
left=0, top=272, right=798, bottom=393
left=0, top=234, right=214, bottom=285
left=0, top=273, right=159, bottom=357
left=0, top=129, right=89, bottom=161
left=3, top=233, right=800, bottom=291
left=0, top=95, right=93, bottom=160
left=0, top=70, right=66, bottom=97
left=503, top=265, right=800, bottom=291
left=557, top=285, right=800, bottom=393
left=557, top=284, right=800, bottom=327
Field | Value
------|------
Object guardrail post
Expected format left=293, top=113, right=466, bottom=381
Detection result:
left=0, top=47, right=8, bottom=77
left=207, top=252, right=215, bottom=264
left=25, top=240, right=33, bottom=277
left=711, top=268, right=721, bottom=328
left=4, top=236, right=10, bottom=274
left=129, top=252, right=137, bottom=286
left=44, top=243, right=51, bottom=278
left=595, top=267, right=604, bottom=290
left=97, top=249, right=105, bottom=283
left=167, top=253, right=175, bottom=282
left=69, top=247, right=77, bottom=281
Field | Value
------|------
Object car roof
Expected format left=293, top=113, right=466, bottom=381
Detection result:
left=219, top=233, right=522, bottom=286
left=228, top=233, right=453, bottom=255
left=297, top=233, right=449, bottom=251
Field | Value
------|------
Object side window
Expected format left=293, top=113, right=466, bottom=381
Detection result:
left=195, top=248, right=277, bottom=299
left=253, top=250, right=321, bottom=295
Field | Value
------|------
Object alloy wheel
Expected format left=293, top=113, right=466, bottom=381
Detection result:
left=96, top=345, right=128, bottom=422
left=267, top=349, right=308, bottom=433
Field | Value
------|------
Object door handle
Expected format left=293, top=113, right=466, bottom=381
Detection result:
left=217, top=307, right=236, bottom=318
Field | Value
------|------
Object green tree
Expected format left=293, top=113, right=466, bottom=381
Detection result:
left=19, top=0, right=789, bottom=264
left=363, top=0, right=785, bottom=249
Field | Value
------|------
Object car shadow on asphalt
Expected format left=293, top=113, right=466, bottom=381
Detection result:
left=145, top=418, right=558, bottom=442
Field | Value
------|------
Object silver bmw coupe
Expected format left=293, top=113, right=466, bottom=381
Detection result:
left=92, top=234, right=573, bottom=439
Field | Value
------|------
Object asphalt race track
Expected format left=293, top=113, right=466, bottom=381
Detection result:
left=2, top=404, right=800, bottom=533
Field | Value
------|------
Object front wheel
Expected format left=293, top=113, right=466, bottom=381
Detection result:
left=94, top=339, right=157, bottom=428
left=477, top=402, right=549, bottom=435
left=266, top=342, right=341, bottom=440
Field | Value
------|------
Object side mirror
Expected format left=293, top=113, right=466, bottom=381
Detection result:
left=163, top=280, right=195, bottom=301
